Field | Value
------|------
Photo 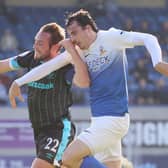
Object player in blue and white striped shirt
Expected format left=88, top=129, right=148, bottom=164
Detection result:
left=8, top=10, right=168, bottom=168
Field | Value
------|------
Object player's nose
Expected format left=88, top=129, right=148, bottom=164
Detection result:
left=70, top=36, right=76, bottom=43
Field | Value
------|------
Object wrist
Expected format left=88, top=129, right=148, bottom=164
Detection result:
left=68, top=48, right=79, bottom=56
left=14, top=79, right=23, bottom=87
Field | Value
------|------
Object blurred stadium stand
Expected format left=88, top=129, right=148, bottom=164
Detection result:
left=0, top=0, right=168, bottom=106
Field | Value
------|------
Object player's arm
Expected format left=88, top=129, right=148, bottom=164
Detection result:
left=15, top=51, right=71, bottom=86
left=154, top=62, right=168, bottom=77
left=129, top=32, right=168, bottom=76
left=0, top=58, right=18, bottom=73
left=111, top=28, right=168, bottom=75
left=59, top=39, right=90, bottom=88
left=0, top=59, right=11, bottom=73
left=9, top=81, right=24, bottom=108
left=128, top=32, right=161, bottom=66
left=0, top=50, right=34, bottom=74
left=131, top=32, right=168, bottom=76
left=9, top=51, right=71, bottom=107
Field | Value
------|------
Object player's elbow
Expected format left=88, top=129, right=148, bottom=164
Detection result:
left=146, top=34, right=158, bottom=43
left=81, top=79, right=90, bottom=88
left=154, top=62, right=161, bottom=70
left=74, top=78, right=90, bottom=88
left=154, top=62, right=168, bottom=77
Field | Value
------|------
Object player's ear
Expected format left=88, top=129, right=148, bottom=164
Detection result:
left=85, top=25, right=92, bottom=31
left=51, top=44, right=61, bottom=54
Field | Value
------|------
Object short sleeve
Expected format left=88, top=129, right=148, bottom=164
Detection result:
left=9, top=50, right=34, bottom=69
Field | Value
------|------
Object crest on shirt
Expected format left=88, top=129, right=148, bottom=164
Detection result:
left=99, top=46, right=107, bottom=56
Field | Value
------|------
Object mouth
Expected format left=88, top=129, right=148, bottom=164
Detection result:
left=76, top=42, right=81, bottom=47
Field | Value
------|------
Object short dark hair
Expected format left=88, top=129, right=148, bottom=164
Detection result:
left=65, top=9, right=98, bottom=33
left=40, top=22, right=65, bottom=46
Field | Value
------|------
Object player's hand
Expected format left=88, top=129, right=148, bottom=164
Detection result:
left=9, top=81, right=24, bottom=108
left=60, top=165, right=67, bottom=168
left=59, top=39, right=76, bottom=54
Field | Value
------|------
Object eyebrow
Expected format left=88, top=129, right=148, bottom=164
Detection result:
left=70, top=30, right=75, bottom=34
left=34, top=38, right=44, bottom=42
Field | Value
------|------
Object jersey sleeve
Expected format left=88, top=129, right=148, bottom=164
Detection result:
left=15, top=51, right=71, bottom=86
left=108, top=28, right=162, bottom=67
left=9, top=50, right=34, bottom=70
left=108, top=28, right=136, bottom=49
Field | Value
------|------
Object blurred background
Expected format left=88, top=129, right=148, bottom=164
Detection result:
left=0, top=0, right=168, bottom=167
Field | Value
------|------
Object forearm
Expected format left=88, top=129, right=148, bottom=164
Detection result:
left=59, top=39, right=90, bottom=88
left=131, top=32, right=168, bottom=76
left=71, top=49, right=90, bottom=88
left=142, top=34, right=162, bottom=67
left=15, top=52, right=70, bottom=86
left=131, top=32, right=162, bottom=67
left=0, top=59, right=13, bottom=73
left=154, top=62, right=168, bottom=77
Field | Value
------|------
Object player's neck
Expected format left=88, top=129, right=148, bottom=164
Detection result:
left=86, top=31, right=97, bottom=49
left=85, top=31, right=97, bottom=49
left=44, top=51, right=60, bottom=62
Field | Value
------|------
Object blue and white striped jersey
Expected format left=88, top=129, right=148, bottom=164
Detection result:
left=82, top=28, right=135, bottom=117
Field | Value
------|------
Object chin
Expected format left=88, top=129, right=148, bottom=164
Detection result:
left=79, top=46, right=85, bottom=50
left=34, top=53, right=40, bottom=59
left=34, top=55, right=38, bottom=60
left=34, top=55, right=40, bottom=60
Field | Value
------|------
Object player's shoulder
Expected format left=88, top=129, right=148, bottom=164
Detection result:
left=18, top=50, right=34, bottom=58
left=108, top=27, right=125, bottom=35
left=99, top=27, right=124, bottom=37
left=15, top=50, right=35, bottom=68
left=97, top=28, right=124, bottom=44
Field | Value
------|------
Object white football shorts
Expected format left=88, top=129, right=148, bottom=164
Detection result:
left=77, top=113, right=130, bottom=162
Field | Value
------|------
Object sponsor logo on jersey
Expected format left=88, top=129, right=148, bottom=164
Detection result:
left=28, top=82, right=54, bottom=89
